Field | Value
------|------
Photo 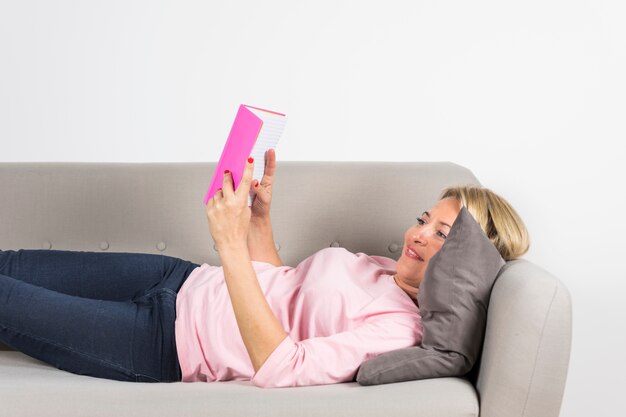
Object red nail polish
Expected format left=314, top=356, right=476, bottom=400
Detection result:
left=224, top=169, right=229, bottom=174
left=248, top=157, right=254, bottom=163
left=254, top=180, right=259, bottom=187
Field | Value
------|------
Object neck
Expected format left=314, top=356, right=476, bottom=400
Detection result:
left=393, top=274, right=419, bottom=303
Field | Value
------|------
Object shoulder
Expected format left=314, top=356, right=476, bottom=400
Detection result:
left=304, top=246, right=353, bottom=261
left=310, top=247, right=397, bottom=270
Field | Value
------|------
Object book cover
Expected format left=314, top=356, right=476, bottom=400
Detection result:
left=204, top=104, right=287, bottom=206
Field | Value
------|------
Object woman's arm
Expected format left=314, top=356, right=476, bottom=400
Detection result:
left=206, top=157, right=287, bottom=374
left=250, top=312, right=421, bottom=388
left=247, top=216, right=283, bottom=267
left=247, top=148, right=283, bottom=266
left=219, top=241, right=287, bottom=372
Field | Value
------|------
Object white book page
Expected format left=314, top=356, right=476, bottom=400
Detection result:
left=246, top=107, right=287, bottom=205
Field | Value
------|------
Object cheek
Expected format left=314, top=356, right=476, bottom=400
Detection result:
left=428, top=243, right=445, bottom=259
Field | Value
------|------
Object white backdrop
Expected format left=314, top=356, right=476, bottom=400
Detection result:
left=1, top=1, right=624, bottom=415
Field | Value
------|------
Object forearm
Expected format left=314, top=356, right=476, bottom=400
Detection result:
left=247, top=216, right=283, bottom=267
left=219, top=243, right=288, bottom=372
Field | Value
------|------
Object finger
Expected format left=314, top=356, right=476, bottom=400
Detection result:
left=264, top=149, right=276, bottom=180
left=260, top=149, right=276, bottom=187
left=208, top=190, right=218, bottom=209
left=236, top=156, right=254, bottom=200
left=249, top=180, right=260, bottom=200
left=221, top=169, right=235, bottom=199
left=207, top=188, right=220, bottom=210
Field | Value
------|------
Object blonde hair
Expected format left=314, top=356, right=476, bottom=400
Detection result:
left=440, top=185, right=530, bottom=261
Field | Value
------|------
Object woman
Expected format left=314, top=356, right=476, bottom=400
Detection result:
left=0, top=150, right=529, bottom=388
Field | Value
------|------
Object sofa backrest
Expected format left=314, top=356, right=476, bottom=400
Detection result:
left=0, top=161, right=479, bottom=268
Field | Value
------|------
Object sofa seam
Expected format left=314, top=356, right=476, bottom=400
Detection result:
left=520, top=281, right=558, bottom=417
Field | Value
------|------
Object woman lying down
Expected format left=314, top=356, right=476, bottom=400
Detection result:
left=0, top=149, right=528, bottom=388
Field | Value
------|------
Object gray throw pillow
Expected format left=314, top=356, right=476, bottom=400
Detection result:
left=356, top=207, right=505, bottom=385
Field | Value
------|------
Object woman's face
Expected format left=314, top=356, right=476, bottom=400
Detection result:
left=395, top=197, right=462, bottom=293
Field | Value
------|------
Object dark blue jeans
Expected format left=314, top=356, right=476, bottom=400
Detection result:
left=0, top=249, right=200, bottom=382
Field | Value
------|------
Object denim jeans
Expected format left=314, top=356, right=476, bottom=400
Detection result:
left=0, top=249, right=200, bottom=382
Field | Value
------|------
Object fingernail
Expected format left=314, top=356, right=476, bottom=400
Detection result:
left=248, top=157, right=254, bottom=163
left=224, top=169, right=229, bottom=174
left=254, top=180, right=259, bottom=187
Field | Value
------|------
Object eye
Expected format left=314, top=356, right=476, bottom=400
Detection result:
left=437, top=231, right=447, bottom=239
left=416, top=217, right=425, bottom=225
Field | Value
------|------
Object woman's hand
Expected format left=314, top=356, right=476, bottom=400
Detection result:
left=250, top=148, right=277, bottom=220
left=206, top=157, right=255, bottom=251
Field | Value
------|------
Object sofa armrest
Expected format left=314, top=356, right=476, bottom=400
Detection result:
left=476, top=259, right=572, bottom=417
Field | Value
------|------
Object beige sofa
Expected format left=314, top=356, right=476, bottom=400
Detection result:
left=0, top=161, right=571, bottom=417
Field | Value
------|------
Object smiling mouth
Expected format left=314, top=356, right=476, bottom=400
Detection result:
left=405, top=247, right=424, bottom=262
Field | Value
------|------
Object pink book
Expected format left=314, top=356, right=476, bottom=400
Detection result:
left=204, top=104, right=287, bottom=206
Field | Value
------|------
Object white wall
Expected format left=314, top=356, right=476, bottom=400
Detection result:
left=1, top=1, right=624, bottom=415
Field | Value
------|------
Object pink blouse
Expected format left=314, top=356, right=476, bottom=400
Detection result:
left=175, top=247, right=422, bottom=388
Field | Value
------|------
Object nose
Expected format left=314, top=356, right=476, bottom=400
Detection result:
left=411, top=225, right=431, bottom=245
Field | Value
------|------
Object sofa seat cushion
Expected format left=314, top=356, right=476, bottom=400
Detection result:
left=0, top=351, right=478, bottom=417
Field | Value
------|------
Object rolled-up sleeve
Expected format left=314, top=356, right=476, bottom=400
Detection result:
left=251, top=314, right=421, bottom=388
